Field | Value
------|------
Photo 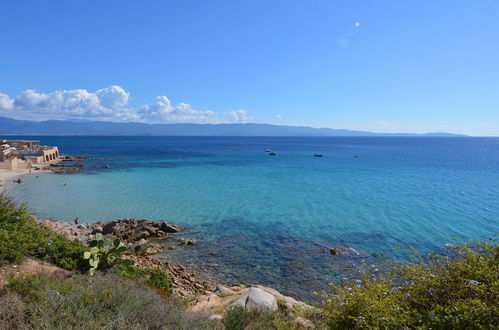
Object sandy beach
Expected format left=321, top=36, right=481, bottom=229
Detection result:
left=0, top=169, right=31, bottom=193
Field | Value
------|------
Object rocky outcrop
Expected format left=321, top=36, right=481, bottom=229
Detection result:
left=40, top=218, right=179, bottom=250
left=189, top=284, right=316, bottom=327
left=61, top=155, right=92, bottom=160
left=36, top=216, right=315, bottom=327
left=36, top=217, right=213, bottom=297
left=51, top=162, right=84, bottom=167
left=100, top=219, right=180, bottom=239
left=51, top=167, right=81, bottom=174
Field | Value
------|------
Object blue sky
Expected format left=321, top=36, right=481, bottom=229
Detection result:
left=0, top=0, right=498, bottom=135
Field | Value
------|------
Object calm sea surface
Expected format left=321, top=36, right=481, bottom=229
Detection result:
left=8, top=136, right=499, bottom=300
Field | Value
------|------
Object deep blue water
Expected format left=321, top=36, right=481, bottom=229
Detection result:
left=8, top=136, right=499, bottom=300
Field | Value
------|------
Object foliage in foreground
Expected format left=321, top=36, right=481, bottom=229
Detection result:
left=315, top=239, right=499, bottom=329
left=0, top=195, right=87, bottom=270
left=221, top=305, right=299, bottom=330
left=118, top=264, right=172, bottom=295
left=0, top=273, right=212, bottom=330
left=83, top=233, right=133, bottom=275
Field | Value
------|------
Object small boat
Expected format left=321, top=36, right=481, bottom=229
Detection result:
left=265, top=149, right=272, bottom=153
left=269, top=152, right=277, bottom=156
left=313, top=153, right=323, bottom=157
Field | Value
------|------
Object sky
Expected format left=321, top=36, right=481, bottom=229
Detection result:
left=0, top=0, right=498, bottom=135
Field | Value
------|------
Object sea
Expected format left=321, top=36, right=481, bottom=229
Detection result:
left=7, top=136, right=499, bottom=300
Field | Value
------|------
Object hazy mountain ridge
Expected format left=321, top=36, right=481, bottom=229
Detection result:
left=0, top=116, right=466, bottom=136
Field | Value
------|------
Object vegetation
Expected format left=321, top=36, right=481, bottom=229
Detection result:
left=2, top=194, right=498, bottom=329
left=0, top=195, right=86, bottom=270
left=222, top=306, right=253, bottom=330
left=0, top=273, right=212, bottom=330
left=83, top=234, right=133, bottom=275
left=314, top=239, right=499, bottom=329
left=118, top=265, right=172, bottom=295
left=221, top=305, right=297, bottom=330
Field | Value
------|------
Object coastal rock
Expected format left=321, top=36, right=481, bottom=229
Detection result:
left=144, top=244, right=163, bottom=255
left=320, top=246, right=362, bottom=257
left=134, top=231, right=150, bottom=241
left=51, top=167, right=81, bottom=174
left=293, top=316, right=316, bottom=329
left=243, top=287, right=278, bottom=312
left=178, top=238, right=197, bottom=245
left=102, top=221, right=118, bottom=235
left=133, top=238, right=148, bottom=253
left=160, top=222, right=180, bottom=233
left=216, top=284, right=235, bottom=297
left=41, top=220, right=54, bottom=229
left=91, top=226, right=103, bottom=234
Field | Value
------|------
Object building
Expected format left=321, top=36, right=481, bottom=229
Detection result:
left=0, top=140, right=60, bottom=170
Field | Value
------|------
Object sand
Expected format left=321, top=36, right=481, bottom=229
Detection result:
left=0, top=169, right=31, bottom=193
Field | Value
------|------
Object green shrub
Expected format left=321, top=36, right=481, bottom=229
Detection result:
left=222, top=306, right=285, bottom=330
left=223, top=306, right=252, bottom=330
left=1, top=273, right=212, bottom=330
left=5, top=274, right=51, bottom=302
left=44, top=232, right=88, bottom=271
left=118, top=264, right=172, bottom=293
left=316, top=239, right=499, bottom=329
left=0, top=196, right=48, bottom=263
left=0, top=195, right=86, bottom=271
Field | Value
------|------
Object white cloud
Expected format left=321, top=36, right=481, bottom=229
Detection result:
left=275, top=114, right=283, bottom=119
left=0, top=93, right=13, bottom=110
left=95, top=85, right=130, bottom=109
left=0, top=86, right=251, bottom=124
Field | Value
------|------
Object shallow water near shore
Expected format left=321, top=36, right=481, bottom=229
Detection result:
left=9, top=136, right=499, bottom=300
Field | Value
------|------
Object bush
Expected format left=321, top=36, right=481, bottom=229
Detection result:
left=44, top=232, right=88, bottom=271
left=316, top=239, right=499, bottom=329
left=223, top=306, right=252, bottom=330
left=222, top=305, right=286, bottom=330
left=1, top=273, right=212, bottom=329
left=0, top=196, right=48, bottom=263
left=0, top=195, right=86, bottom=271
left=118, top=265, right=172, bottom=294
left=0, top=292, right=27, bottom=328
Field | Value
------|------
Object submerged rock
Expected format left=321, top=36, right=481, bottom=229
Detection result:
left=178, top=238, right=197, bottom=246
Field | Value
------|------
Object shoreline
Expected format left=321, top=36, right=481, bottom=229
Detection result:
left=3, top=166, right=365, bottom=302
left=0, top=169, right=32, bottom=193
left=4, top=168, right=315, bottom=321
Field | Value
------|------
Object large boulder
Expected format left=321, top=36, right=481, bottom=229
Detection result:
left=241, top=287, right=278, bottom=312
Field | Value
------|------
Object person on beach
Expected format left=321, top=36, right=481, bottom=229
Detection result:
left=74, top=217, right=79, bottom=225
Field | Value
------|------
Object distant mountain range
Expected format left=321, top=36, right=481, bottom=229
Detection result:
left=0, top=116, right=466, bottom=137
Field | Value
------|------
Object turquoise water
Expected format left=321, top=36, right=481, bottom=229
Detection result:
left=9, top=136, right=499, bottom=299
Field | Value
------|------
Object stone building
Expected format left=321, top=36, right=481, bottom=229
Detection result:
left=0, top=140, right=60, bottom=170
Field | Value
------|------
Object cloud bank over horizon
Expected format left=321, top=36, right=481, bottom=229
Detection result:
left=0, top=86, right=251, bottom=124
